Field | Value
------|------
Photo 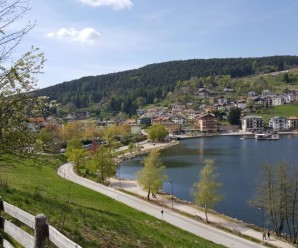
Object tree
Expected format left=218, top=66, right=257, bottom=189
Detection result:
left=61, top=122, right=84, bottom=142
left=137, top=150, right=167, bottom=200
left=147, top=124, right=168, bottom=142
left=0, top=0, right=46, bottom=166
left=228, top=107, right=241, bottom=125
left=65, top=137, right=86, bottom=173
left=87, top=146, right=116, bottom=184
left=193, top=159, right=223, bottom=223
left=252, top=161, right=298, bottom=243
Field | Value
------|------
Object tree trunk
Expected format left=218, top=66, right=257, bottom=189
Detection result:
left=147, top=188, right=151, bottom=201
left=204, top=204, right=209, bottom=223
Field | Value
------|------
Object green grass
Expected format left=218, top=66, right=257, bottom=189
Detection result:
left=0, top=156, right=223, bottom=248
left=259, top=104, right=298, bottom=123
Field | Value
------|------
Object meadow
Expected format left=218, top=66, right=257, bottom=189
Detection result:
left=0, top=155, right=223, bottom=248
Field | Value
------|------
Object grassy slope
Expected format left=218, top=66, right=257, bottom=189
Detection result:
left=0, top=156, right=223, bottom=248
left=259, top=104, right=298, bottom=124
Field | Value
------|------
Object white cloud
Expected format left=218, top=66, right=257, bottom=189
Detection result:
left=79, top=0, right=133, bottom=10
left=46, top=28, right=101, bottom=45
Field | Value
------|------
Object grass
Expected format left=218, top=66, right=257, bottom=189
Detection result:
left=258, top=104, right=298, bottom=123
left=0, top=156, right=223, bottom=248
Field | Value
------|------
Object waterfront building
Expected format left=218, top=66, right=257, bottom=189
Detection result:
left=241, top=115, right=264, bottom=132
left=269, top=116, right=289, bottom=130
left=288, top=116, right=298, bottom=129
left=195, top=113, right=217, bottom=132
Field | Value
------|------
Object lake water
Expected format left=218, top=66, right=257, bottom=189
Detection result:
left=118, top=134, right=298, bottom=227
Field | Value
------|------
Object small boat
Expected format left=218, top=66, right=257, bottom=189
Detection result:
left=255, top=131, right=279, bottom=140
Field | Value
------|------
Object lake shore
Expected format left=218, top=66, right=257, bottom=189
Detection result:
left=111, top=137, right=296, bottom=248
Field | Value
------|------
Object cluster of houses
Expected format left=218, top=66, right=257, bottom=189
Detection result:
left=133, top=107, right=298, bottom=135
left=27, top=87, right=298, bottom=137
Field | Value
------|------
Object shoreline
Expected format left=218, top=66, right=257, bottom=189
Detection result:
left=110, top=136, right=296, bottom=247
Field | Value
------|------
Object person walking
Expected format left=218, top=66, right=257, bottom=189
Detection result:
left=267, top=230, right=270, bottom=240
left=262, top=231, right=266, bottom=240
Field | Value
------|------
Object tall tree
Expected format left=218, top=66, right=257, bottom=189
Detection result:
left=0, top=0, right=46, bottom=166
left=252, top=161, right=298, bottom=243
left=228, top=107, right=241, bottom=125
left=87, top=146, right=116, bottom=184
left=65, top=137, right=86, bottom=173
left=147, top=124, right=168, bottom=142
left=137, top=150, right=167, bottom=200
left=193, top=159, right=223, bottom=223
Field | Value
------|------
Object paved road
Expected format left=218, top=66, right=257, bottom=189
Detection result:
left=58, top=163, right=264, bottom=248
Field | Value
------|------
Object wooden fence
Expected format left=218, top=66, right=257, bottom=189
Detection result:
left=0, top=197, right=82, bottom=248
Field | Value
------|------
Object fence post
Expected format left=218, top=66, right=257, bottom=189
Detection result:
left=0, top=197, right=4, bottom=245
left=34, top=214, right=48, bottom=248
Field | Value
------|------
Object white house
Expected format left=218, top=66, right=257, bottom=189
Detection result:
left=172, top=115, right=186, bottom=125
left=235, top=100, right=246, bottom=109
left=272, top=96, right=283, bottom=106
left=269, top=117, right=288, bottom=130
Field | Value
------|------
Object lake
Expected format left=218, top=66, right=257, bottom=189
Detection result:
left=118, top=134, right=298, bottom=228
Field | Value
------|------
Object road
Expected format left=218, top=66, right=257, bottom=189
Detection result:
left=58, top=163, right=264, bottom=248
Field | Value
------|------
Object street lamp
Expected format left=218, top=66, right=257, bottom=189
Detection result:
left=258, top=207, right=265, bottom=229
left=169, top=179, right=174, bottom=210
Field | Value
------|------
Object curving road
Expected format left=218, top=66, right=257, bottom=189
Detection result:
left=58, top=163, right=263, bottom=248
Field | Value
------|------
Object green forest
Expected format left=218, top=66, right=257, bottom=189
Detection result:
left=33, top=56, right=298, bottom=116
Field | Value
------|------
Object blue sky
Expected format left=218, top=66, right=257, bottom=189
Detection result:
left=14, top=0, right=298, bottom=89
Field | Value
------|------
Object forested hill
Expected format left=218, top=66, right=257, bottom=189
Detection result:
left=34, top=56, right=298, bottom=115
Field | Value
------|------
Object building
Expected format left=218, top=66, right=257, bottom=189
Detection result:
left=27, top=117, right=46, bottom=133
left=151, top=116, right=171, bottom=125
left=195, top=113, right=217, bottom=132
left=269, top=117, right=288, bottom=130
left=288, top=116, right=298, bottom=129
left=241, top=115, right=264, bottom=132
left=160, top=122, right=181, bottom=134
left=172, top=115, right=186, bottom=125
left=272, top=96, right=283, bottom=106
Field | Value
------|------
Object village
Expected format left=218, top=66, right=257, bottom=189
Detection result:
left=28, top=87, right=298, bottom=142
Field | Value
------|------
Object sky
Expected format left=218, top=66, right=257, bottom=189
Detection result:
left=12, top=0, right=298, bottom=89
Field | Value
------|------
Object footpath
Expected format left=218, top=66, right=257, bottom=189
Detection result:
left=111, top=141, right=296, bottom=248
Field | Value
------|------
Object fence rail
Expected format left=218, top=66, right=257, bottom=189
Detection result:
left=0, top=197, right=82, bottom=248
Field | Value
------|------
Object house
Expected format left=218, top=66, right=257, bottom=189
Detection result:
left=172, top=115, right=186, bottom=125
left=197, top=88, right=210, bottom=97
left=217, top=97, right=228, bottom=105
left=27, top=117, right=46, bottom=133
left=241, top=115, right=264, bottom=132
left=152, top=116, right=171, bottom=125
left=195, top=113, right=217, bottom=132
left=272, top=96, right=283, bottom=106
left=288, top=116, right=298, bottom=129
left=125, top=119, right=137, bottom=125
left=136, top=109, right=145, bottom=116
left=235, top=100, right=246, bottom=109
left=160, top=122, right=181, bottom=134
left=131, top=124, right=142, bottom=134
left=171, top=105, right=186, bottom=113
left=269, top=117, right=289, bottom=130
left=223, top=87, right=234, bottom=92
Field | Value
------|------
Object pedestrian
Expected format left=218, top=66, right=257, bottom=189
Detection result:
left=262, top=231, right=266, bottom=240
left=267, top=230, right=270, bottom=240
left=161, top=209, right=164, bottom=219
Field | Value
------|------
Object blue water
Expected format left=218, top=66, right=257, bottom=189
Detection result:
left=118, top=135, right=298, bottom=227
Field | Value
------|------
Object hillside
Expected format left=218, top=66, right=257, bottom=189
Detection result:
left=0, top=156, right=223, bottom=247
left=33, top=56, right=298, bottom=116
